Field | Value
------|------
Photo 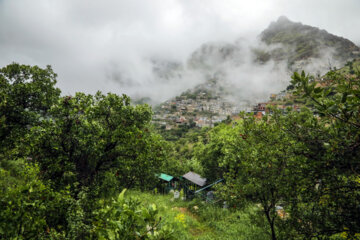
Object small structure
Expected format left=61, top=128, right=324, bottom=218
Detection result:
left=156, top=173, right=177, bottom=194
left=181, top=171, right=207, bottom=199
left=182, top=171, right=207, bottom=187
left=256, top=103, right=267, bottom=111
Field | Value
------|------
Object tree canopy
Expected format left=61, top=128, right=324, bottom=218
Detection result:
left=0, top=63, right=172, bottom=239
left=196, top=70, right=360, bottom=239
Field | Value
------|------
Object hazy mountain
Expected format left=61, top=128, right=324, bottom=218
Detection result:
left=141, top=16, right=360, bottom=107
left=258, top=16, right=360, bottom=71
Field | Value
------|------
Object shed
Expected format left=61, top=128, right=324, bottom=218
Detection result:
left=156, top=173, right=178, bottom=194
left=158, top=173, right=174, bottom=182
left=181, top=171, right=207, bottom=199
left=182, top=171, right=207, bottom=186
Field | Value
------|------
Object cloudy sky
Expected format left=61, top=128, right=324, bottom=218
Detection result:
left=1, top=0, right=359, bottom=100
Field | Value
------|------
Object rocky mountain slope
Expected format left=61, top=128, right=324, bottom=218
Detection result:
left=258, top=16, right=360, bottom=71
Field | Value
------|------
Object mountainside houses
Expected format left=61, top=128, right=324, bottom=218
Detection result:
left=153, top=92, right=240, bottom=129
left=153, top=89, right=301, bottom=128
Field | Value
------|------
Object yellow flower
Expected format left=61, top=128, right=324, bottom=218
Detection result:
left=175, top=213, right=186, bottom=227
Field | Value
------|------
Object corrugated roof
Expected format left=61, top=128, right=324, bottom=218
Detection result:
left=157, top=173, right=174, bottom=182
left=182, top=171, right=207, bottom=186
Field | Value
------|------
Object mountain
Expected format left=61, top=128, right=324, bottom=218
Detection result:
left=258, top=16, right=360, bottom=70
left=145, top=16, right=360, bottom=120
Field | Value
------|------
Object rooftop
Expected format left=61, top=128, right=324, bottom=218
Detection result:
left=157, top=173, right=174, bottom=182
left=182, top=171, right=207, bottom=186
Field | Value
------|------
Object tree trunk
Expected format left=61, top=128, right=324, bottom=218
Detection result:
left=264, top=209, right=277, bottom=240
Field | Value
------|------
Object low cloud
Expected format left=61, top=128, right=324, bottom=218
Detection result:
left=0, top=0, right=359, bottom=103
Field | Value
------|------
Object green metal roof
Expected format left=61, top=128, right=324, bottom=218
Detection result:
left=157, top=173, right=174, bottom=182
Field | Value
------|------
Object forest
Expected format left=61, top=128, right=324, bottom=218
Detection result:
left=0, top=62, right=359, bottom=239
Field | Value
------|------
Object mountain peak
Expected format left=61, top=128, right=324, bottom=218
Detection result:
left=265, top=16, right=301, bottom=34
left=276, top=15, right=291, bottom=23
left=260, top=16, right=360, bottom=65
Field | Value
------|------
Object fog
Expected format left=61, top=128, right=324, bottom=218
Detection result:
left=0, top=0, right=359, bottom=103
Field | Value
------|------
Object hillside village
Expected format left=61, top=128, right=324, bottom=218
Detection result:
left=149, top=16, right=360, bottom=132
left=152, top=88, right=299, bottom=129
left=153, top=58, right=360, bottom=131
left=152, top=92, right=241, bottom=129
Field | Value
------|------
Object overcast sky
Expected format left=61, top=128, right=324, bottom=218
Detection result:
left=1, top=0, right=359, bottom=99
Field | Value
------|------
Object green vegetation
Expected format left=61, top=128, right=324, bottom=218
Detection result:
left=126, top=191, right=269, bottom=240
left=180, top=88, right=217, bottom=101
left=1, top=62, right=360, bottom=239
left=0, top=63, right=170, bottom=239
left=195, top=70, right=360, bottom=239
left=156, top=123, right=199, bottom=142
left=339, top=59, right=360, bottom=75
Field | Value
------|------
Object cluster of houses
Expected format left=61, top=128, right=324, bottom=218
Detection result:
left=249, top=103, right=285, bottom=119
left=248, top=91, right=301, bottom=119
left=153, top=94, right=241, bottom=129
left=153, top=89, right=302, bottom=129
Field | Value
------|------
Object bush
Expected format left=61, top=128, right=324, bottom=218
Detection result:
left=0, top=159, right=72, bottom=239
left=93, top=189, right=176, bottom=240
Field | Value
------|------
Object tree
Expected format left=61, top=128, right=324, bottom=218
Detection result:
left=26, top=92, right=166, bottom=197
left=214, top=113, right=303, bottom=240
left=193, top=123, right=234, bottom=182
left=283, top=71, right=360, bottom=238
left=0, top=63, right=175, bottom=239
left=202, top=70, right=360, bottom=239
left=0, top=63, right=60, bottom=156
left=0, top=159, right=72, bottom=239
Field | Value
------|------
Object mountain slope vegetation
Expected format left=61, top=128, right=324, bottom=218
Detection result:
left=259, top=16, right=360, bottom=67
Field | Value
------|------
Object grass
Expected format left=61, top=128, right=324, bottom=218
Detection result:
left=127, top=190, right=269, bottom=240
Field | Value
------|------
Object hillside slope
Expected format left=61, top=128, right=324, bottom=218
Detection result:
left=150, top=16, right=360, bottom=123
left=259, top=16, right=360, bottom=68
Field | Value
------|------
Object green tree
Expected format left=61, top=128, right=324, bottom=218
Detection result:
left=0, top=63, right=175, bottom=239
left=283, top=71, right=360, bottom=238
left=0, top=159, right=72, bottom=239
left=215, top=113, right=303, bottom=240
left=0, top=63, right=60, bottom=156
left=200, top=69, right=360, bottom=239
left=193, top=123, right=233, bottom=182
left=27, top=92, right=166, bottom=197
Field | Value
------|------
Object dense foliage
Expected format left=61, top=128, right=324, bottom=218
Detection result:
left=0, top=63, right=171, bottom=239
left=1, top=62, right=359, bottom=239
left=195, top=70, right=360, bottom=239
left=26, top=92, right=166, bottom=196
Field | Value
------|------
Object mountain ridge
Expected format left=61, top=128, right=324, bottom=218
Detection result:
left=259, top=16, right=360, bottom=67
left=147, top=16, right=360, bottom=126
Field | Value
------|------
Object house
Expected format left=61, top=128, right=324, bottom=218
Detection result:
left=175, top=116, right=186, bottom=124
left=256, top=103, right=267, bottom=111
